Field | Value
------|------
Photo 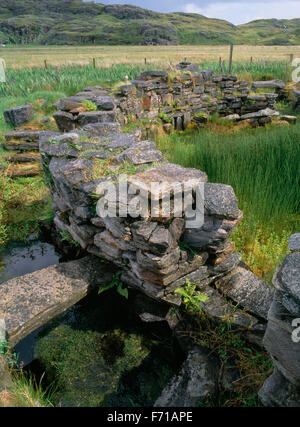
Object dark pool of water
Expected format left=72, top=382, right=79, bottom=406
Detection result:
left=0, top=239, right=61, bottom=284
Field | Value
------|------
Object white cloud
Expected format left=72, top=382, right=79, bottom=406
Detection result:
left=183, top=2, right=300, bottom=24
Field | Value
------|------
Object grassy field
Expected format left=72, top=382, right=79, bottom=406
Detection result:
left=1, top=45, right=300, bottom=69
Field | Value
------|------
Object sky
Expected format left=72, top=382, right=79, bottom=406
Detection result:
left=90, top=0, right=300, bottom=25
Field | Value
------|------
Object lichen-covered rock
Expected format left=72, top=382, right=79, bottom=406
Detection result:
left=77, top=111, right=116, bottom=126
left=82, top=122, right=121, bottom=137
left=5, top=130, right=59, bottom=143
left=263, top=291, right=300, bottom=385
left=289, top=234, right=300, bottom=252
left=260, top=243, right=300, bottom=406
left=113, top=140, right=162, bottom=165
left=272, top=252, right=300, bottom=317
left=241, top=108, right=279, bottom=120
left=259, top=367, right=300, bottom=407
left=204, top=183, right=241, bottom=219
left=53, top=111, right=76, bottom=132
left=154, top=347, right=218, bottom=407
left=95, top=96, right=115, bottom=111
left=4, top=104, right=34, bottom=127
left=215, top=266, right=274, bottom=320
left=252, top=80, right=286, bottom=90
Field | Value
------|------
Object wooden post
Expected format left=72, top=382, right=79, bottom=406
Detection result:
left=144, top=58, right=147, bottom=65
left=93, top=58, right=96, bottom=68
left=290, top=54, right=294, bottom=64
left=222, top=60, right=226, bottom=74
left=228, top=43, right=233, bottom=74
left=219, top=57, right=222, bottom=71
left=44, top=59, right=48, bottom=69
left=250, top=56, right=253, bottom=64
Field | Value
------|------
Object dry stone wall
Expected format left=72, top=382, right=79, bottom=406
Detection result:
left=39, top=91, right=274, bottom=346
left=52, top=65, right=283, bottom=135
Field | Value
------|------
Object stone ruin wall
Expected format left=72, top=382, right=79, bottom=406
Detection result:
left=40, top=74, right=276, bottom=347
left=36, top=65, right=299, bottom=406
left=52, top=64, right=285, bottom=136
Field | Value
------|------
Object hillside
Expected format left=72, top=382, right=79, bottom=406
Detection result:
left=0, top=0, right=299, bottom=46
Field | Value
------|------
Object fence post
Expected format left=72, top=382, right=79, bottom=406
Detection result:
left=290, top=54, right=294, bottom=64
left=219, top=57, right=222, bottom=71
left=250, top=56, right=253, bottom=64
left=144, top=58, right=147, bottom=65
left=44, top=59, right=48, bottom=69
left=228, top=43, right=233, bottom=74
left=93, top=58, right=96, bottom=68
left=222, top=60, right=226, bottom=74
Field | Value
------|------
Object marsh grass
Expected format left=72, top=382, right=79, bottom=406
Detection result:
left=0, top=64, right=152, bottom=98
left=0, top=60, right=293, bottom=103
left=0, top=372, right=55, bottom=407
left=0, top=173, right=52, bottom=244
left=157, top=124, right=300, bottom=281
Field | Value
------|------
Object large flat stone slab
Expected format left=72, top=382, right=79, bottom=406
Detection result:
left=0, top=256, right=117, bottom=347
left=215, top=266, right=274, bottom=320
left=252, top=80, right=286, bottom=90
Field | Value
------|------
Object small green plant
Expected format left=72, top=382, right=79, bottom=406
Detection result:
left=60, top=230, right=80, bottom=247
left=98, top=271, right=128, bottom=299
left=49, top=138, right=60, bottom=145
left=158, top=111, right=173, bottom=124
left=68, top=142, right=83, bottom=151
left=81, top=99, right=97, bottom=111
left=175, top=279, right=209, bottom=315
left=0, top=339, right=18, bottom=368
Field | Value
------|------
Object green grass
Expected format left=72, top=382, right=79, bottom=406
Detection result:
left=0, top=64, right=152, bottom=98
left=200, top=60, right=292, bottom=81
left=0, top=60, right=292, bottom=104
left=0, top=173, right=53, bottom=244
left=0, top=372, right=55, bottom=407
left=158, top=124, right=300, bottom=282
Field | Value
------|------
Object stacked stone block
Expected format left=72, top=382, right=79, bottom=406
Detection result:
left=259, top=234, right=300, bottom=407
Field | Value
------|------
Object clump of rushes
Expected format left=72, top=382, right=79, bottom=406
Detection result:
left=157, top=122, right=300, bottom=282
left=0, top=340, right=54, bottom=407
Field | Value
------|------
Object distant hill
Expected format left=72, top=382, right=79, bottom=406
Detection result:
left=0, top=0, right=299, bottom=45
